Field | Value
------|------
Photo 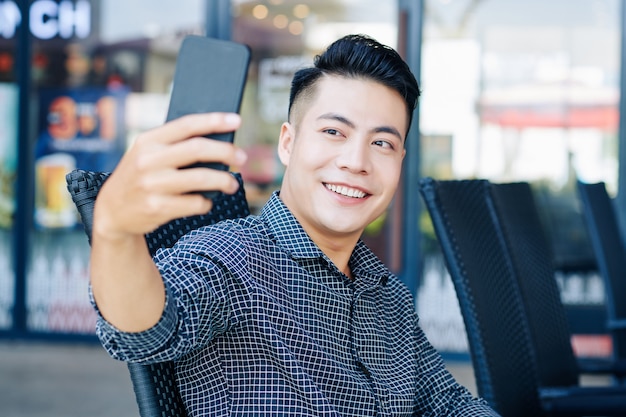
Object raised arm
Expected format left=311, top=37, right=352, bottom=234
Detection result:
left=90, top=112, right=246, bottom=332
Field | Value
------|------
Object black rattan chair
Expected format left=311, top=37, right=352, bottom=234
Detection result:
left=577, top=181, right=626, bottom=368
left=419, top=178, right=543, bottom=416
left=490, top=182, right=626, bottom=384
left=66, top=169, right=250, bottom=417
left=419, top=177, right=626, bottom=417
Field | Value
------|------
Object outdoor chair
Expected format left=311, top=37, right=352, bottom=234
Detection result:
left=419, top=177, right=626, bottom=417
left=577, top=181, right=626, bottom=370
left=490, top=182, right=626, bottom=384
left=66, top=168, right=250, bottom=417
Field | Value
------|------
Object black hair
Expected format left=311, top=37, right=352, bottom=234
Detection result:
left=288, top=34, right=420, bottom=134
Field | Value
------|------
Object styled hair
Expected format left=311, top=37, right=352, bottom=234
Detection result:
left=288, top=34, right=420, bottom=135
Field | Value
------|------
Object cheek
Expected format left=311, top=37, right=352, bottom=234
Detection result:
left=375, top=167, right=404, bottom=200
left=294, top=140, right=332, bottom=168
left=375, top=155, right=403, bottom=181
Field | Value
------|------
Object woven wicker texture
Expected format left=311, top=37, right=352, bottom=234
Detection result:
left=490, top=182, right=580, bottom=387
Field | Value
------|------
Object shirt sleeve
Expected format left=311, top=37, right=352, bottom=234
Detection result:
left=91, top=279, right=179, bottom=363
left=92, top=228, right=250, bottom=363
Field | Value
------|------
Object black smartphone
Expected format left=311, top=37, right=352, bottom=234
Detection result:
left=166, top=35, right=250, bottom=199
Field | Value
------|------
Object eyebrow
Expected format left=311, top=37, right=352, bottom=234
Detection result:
left=317, top=112, right=403, bottom=141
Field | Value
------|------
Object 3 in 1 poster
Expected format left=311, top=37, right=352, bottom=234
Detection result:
left=35, top=88, right=127, bottom=229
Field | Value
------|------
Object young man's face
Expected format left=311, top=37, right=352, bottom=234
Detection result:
left=277, top=75, right=408, bottom=248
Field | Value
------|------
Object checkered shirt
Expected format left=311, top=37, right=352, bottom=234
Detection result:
left=95, top=192, right=498, bottom=416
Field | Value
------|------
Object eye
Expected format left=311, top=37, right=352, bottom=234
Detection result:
left=323, top=128, right=342, bottom=136
left=373, top=139, right=394, bottom=150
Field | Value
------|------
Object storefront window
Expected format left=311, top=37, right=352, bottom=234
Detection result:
left=418, top=0, right=620, bottom=355
left=0, top=78, right=17, bottom=331
left=0, top=0, right=21, bottom=331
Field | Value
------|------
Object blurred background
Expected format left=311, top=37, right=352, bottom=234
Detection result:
left=0, top=0, right=623, bottom=414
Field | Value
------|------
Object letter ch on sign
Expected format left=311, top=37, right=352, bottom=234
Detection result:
left=0, top=0, right=91, bottom=40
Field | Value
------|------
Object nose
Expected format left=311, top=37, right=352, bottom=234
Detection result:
left=335, top=138, right=372, bottom=174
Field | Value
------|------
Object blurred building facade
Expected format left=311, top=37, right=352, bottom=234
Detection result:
left=2, top=0, right=622, bottom=357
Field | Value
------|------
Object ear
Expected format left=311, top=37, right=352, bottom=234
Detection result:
left=277, top=122, right=295, bottom=166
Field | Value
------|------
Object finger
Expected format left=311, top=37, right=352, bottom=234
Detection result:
left=153, top=193, right=215, bottom=219
left=151, top=168, right=241, bottom=196
left=119, top=194, right=215, bottom=233
left=148, top=137, right=247, bottom=170
left=144, top=113, right=241, bottom=145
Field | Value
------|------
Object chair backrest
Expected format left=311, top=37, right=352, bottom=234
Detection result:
left=490, top=182, right=580, bottom=387
left=419, top=177, right=543, bottom=417
left=66, top=169, right=250, bottom=417
left=576, top=181, right=626, bottom=360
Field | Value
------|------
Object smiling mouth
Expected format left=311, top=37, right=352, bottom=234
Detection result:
left=324, top=183, right=368, bottom=199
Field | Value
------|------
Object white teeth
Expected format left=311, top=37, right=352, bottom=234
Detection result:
left=325, top=183, right=366, bottom=198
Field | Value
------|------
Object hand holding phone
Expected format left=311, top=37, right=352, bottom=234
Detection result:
left=166, top=35, right=250, bottom=199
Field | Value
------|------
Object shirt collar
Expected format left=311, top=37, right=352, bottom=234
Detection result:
left=260, top=192, right=392, bottom=285
left=260, top=191, right=324, bottom=259
left=350, top=240, right=392, bottom=285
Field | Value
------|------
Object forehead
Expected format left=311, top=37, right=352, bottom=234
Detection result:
left=296, top=75, right=408, bottom=131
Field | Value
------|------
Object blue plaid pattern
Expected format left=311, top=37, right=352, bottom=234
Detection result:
left=95, top=192, right=498, bottom=416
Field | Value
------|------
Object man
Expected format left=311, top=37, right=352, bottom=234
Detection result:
left=90, top=34, right=498, bottom=416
